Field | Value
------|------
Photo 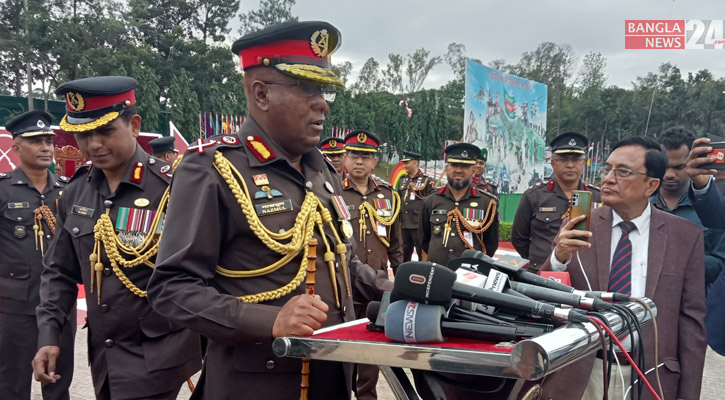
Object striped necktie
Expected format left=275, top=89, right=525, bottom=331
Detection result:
left=608, top=221, right=636, bottom=294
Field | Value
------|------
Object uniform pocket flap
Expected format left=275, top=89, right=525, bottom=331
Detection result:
left=0, top=263, right=30, bottom=279
left=64, top=214, right=96, bottom=238
left=139, top=311, right=183, bottom=339
left=3, top=207, right=33, bottom=224
left=232, top=342, right=300, bottom=372
left=663, top=358, right=680, bottom=373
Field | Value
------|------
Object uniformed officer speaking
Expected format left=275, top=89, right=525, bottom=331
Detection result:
left=32, top=76, right=201, bottom=400
left=511, top=131, right=601, bottom=271
left=320, top=136, right=346, bottom=180
left=146, top=21, right=392, bottom=399
left=421, top=143, right=499, bottom=265
left=341, top=129, right=402, bottom=400
left=396, top=150, right=436, bottom=262
left=1, top=111, right=75, bottom=400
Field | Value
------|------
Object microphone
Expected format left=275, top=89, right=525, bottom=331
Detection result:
left=460, top=250, right=631, bottom=302
left=384, top=300, right=520, bottom=343
left=450, top=258, right=612, bottom=311
left=393, top=262, right=589, bottom=323
left=365, top=291, right=392, bottom=332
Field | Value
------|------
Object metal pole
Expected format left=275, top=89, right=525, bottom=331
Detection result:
left=644, top=88, right=656, bottom=136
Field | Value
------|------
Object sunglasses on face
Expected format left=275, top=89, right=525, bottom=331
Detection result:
left=346, top=152, right=375, bottom=160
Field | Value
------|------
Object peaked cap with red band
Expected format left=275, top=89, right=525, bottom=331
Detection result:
left=320, top=137, right=346, bottom=154
left=55, top=76, right=137, bottom=133
left=231, top=21, right=344, bottom=88
left=344, top=129, right=379, bottom=153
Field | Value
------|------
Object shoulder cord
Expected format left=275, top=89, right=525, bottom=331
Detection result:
left=358, top=190, right=401, bottom=248
left=444, top=200, right=497, bottom=252
left=89, top=156, right=182, bottom=304
left=404, top=177, right=429, bottom=200
left=212, top=151, right=349, bottom=306
left=34, top=204, right=56, bottom=256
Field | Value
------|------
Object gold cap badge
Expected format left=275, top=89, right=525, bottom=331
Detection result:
left=357, top=132, right=367, bottom=143
left=66, top=92, right=85, bottom=111
left=329, top=139, right=337, bottom=147
left=310, top=29, right=329, bottom=58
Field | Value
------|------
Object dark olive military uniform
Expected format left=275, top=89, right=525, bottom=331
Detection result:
left=421, top=185, right=499, bottom=265
left=0, top=168, right=75, bottom=400
left=396, top=170, right=436, bottom=261
left=343, top=177, right=403, bottom=272
left=147, top=118, right=392, bottom=400
left=473, top=175, right=499, bottom=200
left=36, top=146, right=202, bottom=399
left=511, top=178, right=601, bottom=271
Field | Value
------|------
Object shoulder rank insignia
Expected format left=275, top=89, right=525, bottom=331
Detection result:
left=188, top=138, right=219, bottom=154
left=59, top=176, right=69, bottom=182
left=160, top=165, right=171, bottom=174
left=221, top=135, right=240, bottom=145
left=129, top=162, right=144, bottom=184
left=245, top=135, right=276, bottom=162
left=0, top=172, right=8, bottom=178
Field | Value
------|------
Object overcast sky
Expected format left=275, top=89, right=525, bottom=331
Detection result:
left=235, top=0, right=725, bottom=90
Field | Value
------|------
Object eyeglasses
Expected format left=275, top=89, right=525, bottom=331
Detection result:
left=552, top=155, right=585, bottom=163
left=346, top=152, right=375, bottom=160
left=262, top=80, right=337, bottom=102
left=598, top=166, right=648, bottom=179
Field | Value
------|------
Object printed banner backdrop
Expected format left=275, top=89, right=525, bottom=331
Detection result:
left=464, top=58, right=548, bottom=194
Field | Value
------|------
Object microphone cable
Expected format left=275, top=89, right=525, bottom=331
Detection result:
left=576, top=250, right=594, bottom=291
left=612, top=303, right=645, bottom=399
left=588, top=316, right=662, bottom=400
left=631, top=297, right=665, bottom=400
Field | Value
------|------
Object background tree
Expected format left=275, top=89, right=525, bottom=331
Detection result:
left=238, top=0, right=297, bottom=35
left=168, top=69, right=200, bottom=141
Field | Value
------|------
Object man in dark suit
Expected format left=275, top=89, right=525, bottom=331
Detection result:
left=541, top=136, right=706, bottom=400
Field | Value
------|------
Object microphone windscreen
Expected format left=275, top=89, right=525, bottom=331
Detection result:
left=366, top=301, right=381, bottom=323
left=384, top=300, right=446, bottom=343
left=392, top=262, right=456, bottom=305
left=460, top=249, right=481, bottom=259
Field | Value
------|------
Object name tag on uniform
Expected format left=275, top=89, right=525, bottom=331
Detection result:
left=376, top=221, right=387, bottom=237
left=255, top=199, right=293, bottom=216
left=8, top=202, right=29, bottom=209
left=432, top=209, right=448, bottom=215
left=463, top=231, right=474, bottom=247
left=539, top=207, right=556, bottom=212
left=71, top=205, right=95, bottom=218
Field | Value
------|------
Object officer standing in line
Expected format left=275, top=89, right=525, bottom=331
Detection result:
left=145, top=21, right=392, bottom=399
left=1, top=111, right=75, bottom=400
left=32, top=76, right=201, bottom=400
left=149, top=136, right=179, bottom=163
left=396, top=150, right=436, bottom=262
left=473, top=148, right=498, bottom=200
left=511, top=131, right=601, bottom=271
left=341, top=129, right=402, bottom=400
left=320, top=136, right=346, bottom=180
left=421, top=142, right=499, bottom=265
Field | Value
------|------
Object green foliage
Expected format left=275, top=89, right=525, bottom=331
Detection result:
left=239, top=0, right=297, bottom=35
left=499, top=222, right=513, bottom=242
left=169, top=69, right=200, bottom=141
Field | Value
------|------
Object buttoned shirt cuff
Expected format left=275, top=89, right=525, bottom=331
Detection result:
left=691, top=177, right=712, bottom=196
left=37, top=326, right=62, bottom=349
left=550, top=251, right=570, bottom=271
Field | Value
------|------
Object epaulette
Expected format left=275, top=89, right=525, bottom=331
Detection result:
left=186, top=138, right=221, bottom=155
left=147, top=157, right=174, bottom=181
left=374, top=176, right=393, bottom=189
left=243, top=135, right=276, bottom=163
left=486, top=180, right=498, bottom=188
left=479, top=189, right=498, bottom=202
left=54, top=175, right=70, bottom=187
